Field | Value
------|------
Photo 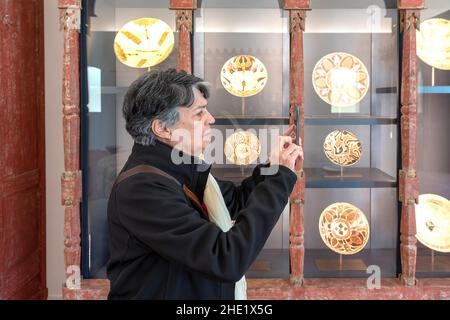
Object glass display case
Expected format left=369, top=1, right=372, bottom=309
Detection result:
left=301, top=1, right=400, bottom=278
left=82, top=0, right=293, bottom=280
left=415, top=5, right=450, bottom=278
left=78, top=0, right=449, bottom=286
left=193, top=0, right=400, bottom=279
left=81, top=0, right=179, bottom=278
left=192, top=0, right=292, bottom=278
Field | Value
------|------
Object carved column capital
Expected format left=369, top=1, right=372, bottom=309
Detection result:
left=289, top=10, right=307, bottom=33
left=58, top=0, right=81, bottom=32
left=175, top=10, right=193, bottom=33
left=400, top=10, right=421, bottom=33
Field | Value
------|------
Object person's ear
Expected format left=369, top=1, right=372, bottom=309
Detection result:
left=151, top=120, right=172, bottom=140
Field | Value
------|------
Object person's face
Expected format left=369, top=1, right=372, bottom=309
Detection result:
left=170, top=88, right=215, bottom=157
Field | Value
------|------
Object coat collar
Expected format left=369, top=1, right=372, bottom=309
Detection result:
left=128, top=140, right=212, bottom=202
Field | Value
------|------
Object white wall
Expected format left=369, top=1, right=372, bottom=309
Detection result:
left=44, top=0, right=65, bottom=300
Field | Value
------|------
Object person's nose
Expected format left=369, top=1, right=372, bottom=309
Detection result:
left=205, top=109, right=215, bottom=125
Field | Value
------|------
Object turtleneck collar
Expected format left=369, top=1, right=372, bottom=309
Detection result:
left=126, top=140, right=212, bottom=202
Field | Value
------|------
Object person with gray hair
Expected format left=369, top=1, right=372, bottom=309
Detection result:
left=107, top=68, right=303, bottom=300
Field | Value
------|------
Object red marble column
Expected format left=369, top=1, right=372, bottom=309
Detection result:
left=58, top=0, right=82, bottom=296
left=397, top=0, right=424, bottom=286
left=283, top=0, right=310, bottom=286
left=170, top=0, right=197, bottom=74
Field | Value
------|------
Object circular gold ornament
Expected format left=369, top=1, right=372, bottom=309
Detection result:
left=416, top=18, right=450, bottom=70
left=312, top=52, right=370, bottom=107
left=220, top=55, right=268, bottom=98
left=224, top=131, right=261, bottom=165
left=114, top=18, right=174, bottom=69
left=323, top=130, right=362, bottom=166
left=319, top=202, right=370, bottom=255
left=415, top=194, right=450, bottom=253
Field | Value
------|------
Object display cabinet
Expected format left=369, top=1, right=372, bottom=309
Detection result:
left=192, top=0, right=292, bottom=278
left=193, top=0, right=399, bottom=280
left=79, top=0, right=179, bottom=280
left=58, top=0, right=450, bottom=299
left=301, top=2, right=400, bottom=279
left=415, top=8, right=450, bottom=278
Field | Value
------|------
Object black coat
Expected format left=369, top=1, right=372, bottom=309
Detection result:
left=107, top=140, right=297, bottom=300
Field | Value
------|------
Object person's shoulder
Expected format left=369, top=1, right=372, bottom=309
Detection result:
left=111, top=172, right=185, bottom=211
left=116, top=170, right=181, bottom=193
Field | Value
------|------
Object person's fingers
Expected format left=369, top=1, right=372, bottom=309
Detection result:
left=292, top=145, right=303, bottom=158
left=293, top=145, right=302, bottom=155
left=283, top=125, right=296, bottom=138
left=283, top=143, right=298, bottom=156
left=288, top=148, right=302, bottom=162
left=291, top=148, right=302, bottom=160
left=271, top=135, right=304, bottom=170
left=279, top=135, right=292, bottom=144
left=278, top=136, right=292, bottom=151
left=289, top=149, right=303, bottom=168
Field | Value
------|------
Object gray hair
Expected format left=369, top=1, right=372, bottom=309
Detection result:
left=122, top=69, right=211, bottom=146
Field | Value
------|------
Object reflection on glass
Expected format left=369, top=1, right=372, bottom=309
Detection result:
left=87, top=66, right=102, bottom=113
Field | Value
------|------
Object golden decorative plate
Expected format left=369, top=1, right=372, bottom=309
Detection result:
left=416, top=18, right=450, bottom=70
left=312, top=52, right=370, bottom=107
left=114, top=18, right=174, bottom=69
left=224, top=131, right=261, bottom=165
left=415, top=194, right=450, bottom=253
left=220, top=55, right=268, bottom=98
left=319, top=202, right=370, bottom=255
left=323, top=130, right=362, bottom=167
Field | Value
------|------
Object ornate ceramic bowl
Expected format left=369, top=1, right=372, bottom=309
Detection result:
left=415, top=194, right=450, bottom=253
left=114, top=18, right=174, bottom=68
left=323, top=130, right=362, bottom=167
left=224, top=131, right=261, bottom=165
left=221, top=55, right=268, bottom=98
left=312, top=52, right=370, bottom=107
left=319, top=202, right=370, bottom=255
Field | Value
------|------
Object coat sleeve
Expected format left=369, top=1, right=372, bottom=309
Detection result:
left=215, top=163, right=271, bottom=220
left=115, top=165, right=296, bottom=283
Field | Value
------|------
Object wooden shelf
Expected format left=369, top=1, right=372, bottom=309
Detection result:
left=305, top=167, right=397, bottom=188
left=212, top=166, right=397, bottom=188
